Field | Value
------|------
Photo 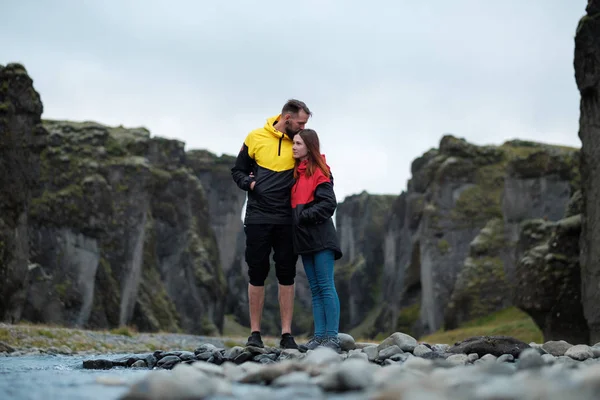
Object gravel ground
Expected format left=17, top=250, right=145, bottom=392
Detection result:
left=0, top=323, right=239, bottom=356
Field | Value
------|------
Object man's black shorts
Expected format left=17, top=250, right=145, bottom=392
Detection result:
left=244, top=224, right=298, bottom=286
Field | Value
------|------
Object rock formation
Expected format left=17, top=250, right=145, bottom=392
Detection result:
left=374, top=136, right=579, bottom=337
left=334, top=192, right=397, bottom=334
left=513, top=194, right=588, bottom=345
left=575, top=0, right=600, bottom=344
left=0, top=64, right=229, bottom=334
left=0, top=63, right=47, bottom=323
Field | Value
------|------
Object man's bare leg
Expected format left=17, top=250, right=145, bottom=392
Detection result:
left=248, top=284, right=265, bottom=333
left=279, top=283, right=295, bottom=335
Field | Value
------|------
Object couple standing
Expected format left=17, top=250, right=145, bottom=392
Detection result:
left=231, top=99, right=343, bottom=352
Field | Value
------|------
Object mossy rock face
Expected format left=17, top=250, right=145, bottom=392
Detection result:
left=394, top=135, right=580, bottom=336
left=514, top=214, right=588, bottom=344
left=439, top=135, right=505, bottom=165
left=335, top=192, right=397, bottom=331
left=506, top=149, right=580, bottom=185
left=13, top=117, right=227, bottom=334
left=0, top=63, right=47, bottom=323
left=444, top=218, right=510, bottom=329
left=565, top=190, right=583, bottom=218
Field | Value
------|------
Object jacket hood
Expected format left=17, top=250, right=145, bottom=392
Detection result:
left=265, top=114, right=291, bottom=140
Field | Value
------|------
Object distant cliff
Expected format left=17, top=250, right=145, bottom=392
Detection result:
left=335, top=136, right=579, bottom=339
left=0, top=64, right=231, bottom=334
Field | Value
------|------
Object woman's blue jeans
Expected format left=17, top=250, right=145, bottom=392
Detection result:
left=302, top=249, right=340, bottom=337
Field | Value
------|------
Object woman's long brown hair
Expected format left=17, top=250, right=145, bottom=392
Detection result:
left=294, top=129, right=330, bottom=179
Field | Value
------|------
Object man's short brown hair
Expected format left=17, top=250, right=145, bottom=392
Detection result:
left=281, top=99, right=312, bottom=117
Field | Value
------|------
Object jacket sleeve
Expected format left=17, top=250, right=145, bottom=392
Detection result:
left=231, top=142, right=255, bottom=191
left=299, top=182, right=337, bottom=225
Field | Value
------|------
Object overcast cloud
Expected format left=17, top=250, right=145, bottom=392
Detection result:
left=1, top=0, right=586, bottom=202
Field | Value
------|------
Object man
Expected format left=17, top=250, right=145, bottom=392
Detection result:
left=231, top=99, right=311, bottom=349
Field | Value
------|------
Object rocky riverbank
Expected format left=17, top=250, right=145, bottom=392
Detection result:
left=4, top=322, right=600, bottom=399
left=80, top=332, right=600, bottom=400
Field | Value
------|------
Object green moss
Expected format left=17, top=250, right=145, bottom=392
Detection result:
left=395, top=302, right=421, bottom=335
left=576, top=12, right=600, bottom=35
left=336, top=254, right=366, bottom=280
left=437, top=239, right=450, bottom=254
left=222, top=314, right=250, bottom=338
left=422, top=306, right=542, bottom=344
left=30, top=184, right=84, bottom=219
left=449, top=256, right=507, bottom=322
left=200, top=317, right=218, bottom=336
left=105, top=136, right=127, bottom=157
left=55, top=281, right=71, bottom=300
left=109, top=326, right=135, bottom=337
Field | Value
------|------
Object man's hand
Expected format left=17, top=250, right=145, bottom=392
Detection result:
left=250, top=181, right=256, bottom=190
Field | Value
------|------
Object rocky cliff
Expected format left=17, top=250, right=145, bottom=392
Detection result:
left=334, top=192, right=397, bottom=334
left=513, top=189, right=587, bottom=345
left=0, top=64, right=230, bottom=334
left=371, top=136, right=579, bottom=337
left=0, top=63, right=47, bottom=323
left=575, top=0, right=600, bottom=344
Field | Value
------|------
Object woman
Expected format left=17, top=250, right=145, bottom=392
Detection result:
left=290, top=129, right=343, bottom=353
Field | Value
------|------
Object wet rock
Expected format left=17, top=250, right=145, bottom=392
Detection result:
left=156, top=355, right=182, bottom=370
left=447, top=336, right=530, bottom=358
left=83, top=359, right=114, bottom=370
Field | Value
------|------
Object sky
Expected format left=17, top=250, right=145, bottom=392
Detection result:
left=1, top=0, right=587, bottom=203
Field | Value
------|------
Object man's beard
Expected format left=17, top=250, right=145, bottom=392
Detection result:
left=285, top=127, right=300, bottom=139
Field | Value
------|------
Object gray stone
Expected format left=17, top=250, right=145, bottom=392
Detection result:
left=542, top=354, right=556, bottom=364
left=347, top=352, right=369, bottom=362
left=131, top=360, right=147, bottom=368
left=362, top=346, right=379, bottom=362
left=156, top=355, right=182, bottom=369
left=271, top=371, right=313, bottom=387
left=446, top=354, right=469, bottom=366
left=120, top=364, right=231, bottom=399
left=377, top=332, right=418, bottom=352
left=413, top=344, right=433, bottom=357
left=480, top=354, right=497, bottom=363
left=303, top=347, right=341, bottom=366
left=191, top=361, right=225, bottom=377
left=565, top=345, right=594, bottom=361
left=337, top=333, right=356, bottom=351
left=315, top=359, right=377, bottom=392
left=542, top=340, right=573, bottom=357
left=378, top=345, right=403, bottom=361
left=497, top=354, right=514, bottom=363
left=517, top=348, right=544, bottom=369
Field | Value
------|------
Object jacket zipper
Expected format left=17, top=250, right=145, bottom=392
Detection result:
left=278, top=135, right=283, bottom=156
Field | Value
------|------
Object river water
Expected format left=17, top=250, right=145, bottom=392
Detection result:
left=0, top=354, right=368, bottom=400
left=0, top=354, right=148, bottom=400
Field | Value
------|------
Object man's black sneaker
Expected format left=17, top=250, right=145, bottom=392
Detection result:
left=321, top=336, right=342, bottom=353
left=280, top=333, right=299, bottom=349
left=246, top=331, right=264, bottom=348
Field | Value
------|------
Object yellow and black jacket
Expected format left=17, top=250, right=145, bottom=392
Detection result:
left=231, top=115, right=295, bottom=225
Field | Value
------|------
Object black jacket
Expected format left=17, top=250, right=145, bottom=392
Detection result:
left=291, top=172, right=342, bottom=260
left=231, top=115, right=295, bottom=225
